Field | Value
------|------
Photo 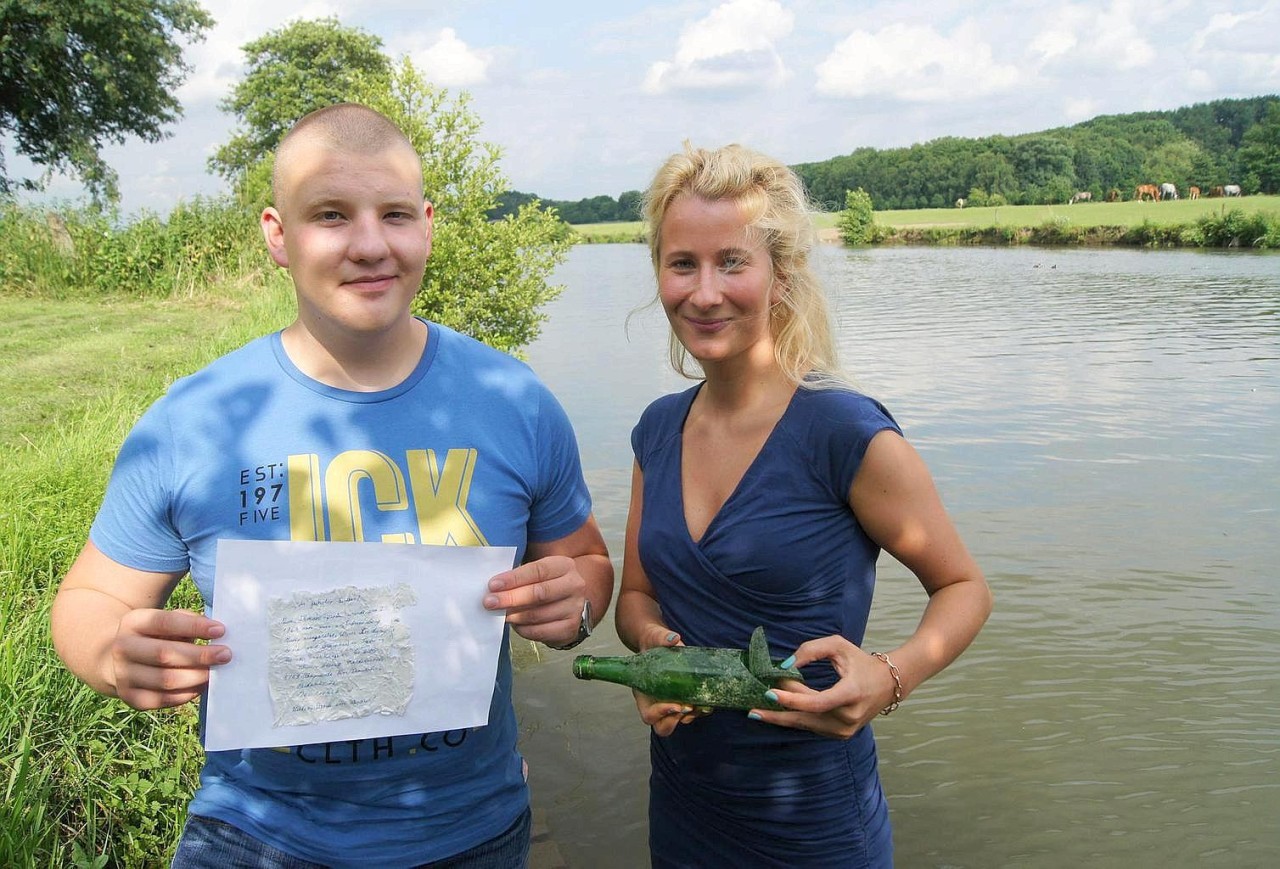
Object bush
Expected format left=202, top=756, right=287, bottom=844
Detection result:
left=837, top=188, right=877, bottom=245
left=87, top=199, right=262, bottom=297
left=0, top=204, right=92, bottom=298
left=1195, top=208, right=1280, bottom=248
left=0, top=199, right=265, bottom=301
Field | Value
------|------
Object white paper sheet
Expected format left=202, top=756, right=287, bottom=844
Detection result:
left=205, top=539, right=515, bottom=751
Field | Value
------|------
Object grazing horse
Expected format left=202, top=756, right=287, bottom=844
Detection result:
left=1224, top=184, right=1242, bottom=197
left=1106, top=188, right=1121, bottom=202
left=1189, top=186, right=1201, bottom=200
left=1209, top=186, right=1225, bottom=197
left=1135, top=184, right=1159, bottom=202
left=1160, top=183, right=1178, bottom=200
left=1070, top=191, right=1092, bottom=204
left=955, top=198, right=966, bottom=208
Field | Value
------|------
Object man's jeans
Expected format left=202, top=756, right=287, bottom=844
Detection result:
left=171, top=806, right=532, bottom=868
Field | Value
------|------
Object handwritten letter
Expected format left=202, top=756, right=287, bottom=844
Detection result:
left=267, top=583, right=417, bottom=727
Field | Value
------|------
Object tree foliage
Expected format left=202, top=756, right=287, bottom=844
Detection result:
left=0, top=0, right=212, bottom=203
left=490, top=188, right=643, bottom=224
left=836, top=188, right=876, bottom=245
left=212, top=20, right=570, bottom=353
left=792, top=96, right=1279, bottom=209
left=1238, top=100, right=1280, bottom=194
left=208, top=17, right=392, bottom=198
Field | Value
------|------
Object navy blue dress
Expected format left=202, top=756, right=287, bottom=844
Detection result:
left=631, top=383, right=901, bottom=868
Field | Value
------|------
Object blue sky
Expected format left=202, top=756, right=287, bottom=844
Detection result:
left=18, top=0, right=1280, bottom=215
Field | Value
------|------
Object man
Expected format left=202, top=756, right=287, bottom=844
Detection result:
left=50, top=103, right=612, bottom=867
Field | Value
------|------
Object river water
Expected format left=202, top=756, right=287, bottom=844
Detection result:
left=518, top=243, right=1280, bottom=868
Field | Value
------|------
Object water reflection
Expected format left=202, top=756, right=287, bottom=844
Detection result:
left=521, top=244, right=1280, bottom=867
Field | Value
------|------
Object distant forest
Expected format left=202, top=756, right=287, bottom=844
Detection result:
left=492, top=95, right=1279, bottom=221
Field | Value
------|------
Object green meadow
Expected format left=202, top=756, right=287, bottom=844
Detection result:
left=571, top=194, right=1280, bottom=244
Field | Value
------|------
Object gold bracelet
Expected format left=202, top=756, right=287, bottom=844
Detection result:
left=870, top=652, right=902, bottom=715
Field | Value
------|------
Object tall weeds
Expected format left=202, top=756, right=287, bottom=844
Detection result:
left=1, top=198, right=263, bottom=301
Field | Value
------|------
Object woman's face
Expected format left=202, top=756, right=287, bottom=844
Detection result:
left=657, top=194, right=777, bottom=370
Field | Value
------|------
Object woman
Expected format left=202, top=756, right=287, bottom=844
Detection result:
left=615, top=143, right=993, bottom=868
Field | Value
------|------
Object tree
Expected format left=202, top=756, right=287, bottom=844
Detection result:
left=212, top=23, right=570, bottom=353
left=1238, top=101, right=1280, bottom=194
left=355, top=60, right=570, bottom=353
left=1141, top=139, right=1202, bottom=191
left=0, top=0, right=212, bottom=203
left=617, top=190, right=642, bottom=220
left=837, top=188, right=876, bottom=245
left=208, top=17, right=392, bottom=199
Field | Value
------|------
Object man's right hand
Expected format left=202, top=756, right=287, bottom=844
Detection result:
left=51, top=542, right=227, bottom=710
left=110, top=608, right=230, bottom=710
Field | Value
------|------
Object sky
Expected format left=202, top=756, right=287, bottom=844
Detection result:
left=16, top=0, right=1280, bottom=215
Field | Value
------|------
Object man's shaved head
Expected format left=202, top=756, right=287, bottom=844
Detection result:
left=272, top=103, right=419, bottom=206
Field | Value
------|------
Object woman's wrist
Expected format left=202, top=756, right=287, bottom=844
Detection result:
left=869, top=651, right=903, bottom=715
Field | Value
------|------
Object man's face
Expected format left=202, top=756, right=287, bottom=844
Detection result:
left=262, top=139, right=432, bottom=340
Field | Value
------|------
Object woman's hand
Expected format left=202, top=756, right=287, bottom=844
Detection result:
left=747, top=635, right=899, bottom=739
left=631, top=627, right=711, bottom=735
left=632, top=690, right=707, bottom=737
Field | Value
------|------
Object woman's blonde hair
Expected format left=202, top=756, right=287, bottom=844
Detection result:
left=642, top=142, right=846, bottom=387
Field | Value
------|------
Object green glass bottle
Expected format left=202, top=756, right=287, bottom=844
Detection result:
left=571, top=626, right=804, bottom=711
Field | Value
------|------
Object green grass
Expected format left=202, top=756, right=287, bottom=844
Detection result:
left=2, top=294, right=245, bottom=447
left=0, top=272, right=294, bottom=868
left=873, top=194, right=1280, bottom=230
left=569, top=221, right=645, bottom=244
left=568, top=195, right=1280, bottom=243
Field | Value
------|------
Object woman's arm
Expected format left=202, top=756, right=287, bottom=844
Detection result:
left=614, top=460, right=702, bottom=735
left=754, top=430, right=992, bottom=737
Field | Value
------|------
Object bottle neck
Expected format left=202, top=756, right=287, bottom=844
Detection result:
left=572, top=655, right=634, bottom=683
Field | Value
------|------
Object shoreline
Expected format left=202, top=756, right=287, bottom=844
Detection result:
left=570, top=196, right=1280, bottom=249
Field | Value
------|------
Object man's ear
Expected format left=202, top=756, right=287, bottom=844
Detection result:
left=423, top=200, right=435, bottom=258
left=261, top=207, right=289, bottom=268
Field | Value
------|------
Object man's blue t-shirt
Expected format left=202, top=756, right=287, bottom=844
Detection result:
left=90, top=321, right=592, bottom=867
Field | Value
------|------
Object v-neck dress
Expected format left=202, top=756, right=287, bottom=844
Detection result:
left=631, top=382, right=902, bottom=868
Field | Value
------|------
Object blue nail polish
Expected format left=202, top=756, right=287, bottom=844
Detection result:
left=665, top=632, right=677, bottom=643
left=779, top=655, right=795, bottom=670
left=747, top=711, right=762, bottom=721
left=764, top=690, right=778, bottom=703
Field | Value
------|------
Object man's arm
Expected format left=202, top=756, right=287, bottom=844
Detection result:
left=50, top=541, right=230, bottom=710
left=482, top=514, right=614, bottom=648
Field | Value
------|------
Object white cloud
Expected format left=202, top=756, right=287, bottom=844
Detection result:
left=1191, top=11, right=1254, bottom=53
left=179, top=3, right=342, bottom=104
left=1029, top=1, right=1155, bottom=72
left=1184, top=5, right=1280, bottom=92
left=642, top=0, right=794, bottom=94
left=400, top=27, right=493, bottom=88
left=1063, top=97, right=1100, bottom=121
left=814, top=22, right=1021, bottom=102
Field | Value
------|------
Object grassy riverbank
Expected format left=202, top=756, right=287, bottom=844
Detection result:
left=571, top=195, right=1280, bottom=246
left=0, top=272, right=295, bottom=867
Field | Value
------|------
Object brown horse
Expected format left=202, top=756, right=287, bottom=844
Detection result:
left=1189, top=186, right=1201, bottom=199
left=1106, top=188, right=1121, bottom=202
left=1135, top=184, right=1159, bottom=202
